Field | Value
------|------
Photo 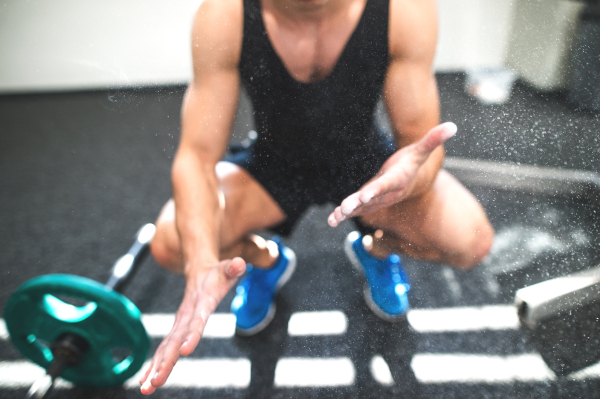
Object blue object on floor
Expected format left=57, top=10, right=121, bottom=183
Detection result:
left=345, top=231, right=410, bottom=320
left=231, top=237, right=296, bottom=335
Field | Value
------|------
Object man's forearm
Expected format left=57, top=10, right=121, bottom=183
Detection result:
left=171, top=149, right=221, bottom=275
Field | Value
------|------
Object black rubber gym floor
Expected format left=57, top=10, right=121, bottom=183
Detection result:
left=1, top=74, right=600, bottom=398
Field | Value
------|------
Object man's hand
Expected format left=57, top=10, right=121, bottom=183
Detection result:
left=139, top=257, right=246, bottom=395
left=328, top=122, right=457, bottom=226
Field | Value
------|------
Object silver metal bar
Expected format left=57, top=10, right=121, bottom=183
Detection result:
left=444, top=157, right=600, bottom=201
left=25, top=375, right=53, bottom=399
left=105, top=223, right=156, bottom=291
left=24, top=351, right=70, bottom=399
left=515, top=265, right=600, bottom=329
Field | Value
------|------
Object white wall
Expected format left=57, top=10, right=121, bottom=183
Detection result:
left=434, top=0, right=515, bottom=72
left=0, top=0, right=201, bottom=93
left=0, top=0, right=576, bottom=93
left=505, top=0, right=583, bottom=90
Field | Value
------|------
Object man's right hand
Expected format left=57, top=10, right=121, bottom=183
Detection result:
left=139, top=257, right=246, bottom=395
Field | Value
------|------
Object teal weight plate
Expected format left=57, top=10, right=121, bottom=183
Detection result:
left=4, top=274, right=149, bottom=388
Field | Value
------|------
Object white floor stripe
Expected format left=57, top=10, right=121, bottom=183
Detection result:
left=568, top=361, right=600, bottom=381
left=3, top=356, right=600, bottom=390
left=124, top=358, right=251, bottom=389
left=141, top=313, right=236, bottom=338
left=0, top=314, right=236, bottom=341
left=406, top=305, right=520, bottom=333
left=288, top=311, right=348, bottom=336
left=274, top=357, right=355, bottom=387
left=1, top=305, right=520, bottom=344
left=411, top=353, right=556, bottom=383
left=0, top=359, right=250, bottom=389
left=370, top=355, right=394, bottom=386
left=0, top=361, right=72, bottom=388
left=0, top=319, right=7, bottom=340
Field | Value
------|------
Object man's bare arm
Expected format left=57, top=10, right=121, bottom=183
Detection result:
left=383, top=0, right=442, bottom=199
left=140, top=0, right=244, bottom=394
left=174, top=0, right=242, bottom=271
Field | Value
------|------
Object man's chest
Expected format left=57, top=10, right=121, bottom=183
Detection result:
left=261, top=0, right=366, bottom=83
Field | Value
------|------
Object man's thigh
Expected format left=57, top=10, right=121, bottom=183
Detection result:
left=216, top=161, right=287, bottom=247
left=359, top=169, right=494, bottom=268
left=155, top=161, right=286, bottom=252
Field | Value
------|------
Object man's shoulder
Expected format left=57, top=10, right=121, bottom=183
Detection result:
left=191, top=0, right=244, bottom=70
left=388, top=0, right=437, bottom=62
left=196, top=0, right=243, bottom=21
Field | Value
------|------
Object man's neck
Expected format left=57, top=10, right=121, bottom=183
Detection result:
left=264, top=0, right=345, bottom=24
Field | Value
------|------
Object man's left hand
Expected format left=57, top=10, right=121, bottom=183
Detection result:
left=328, top=122, right=457, bottom=226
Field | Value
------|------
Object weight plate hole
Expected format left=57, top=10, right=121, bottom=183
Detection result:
left=53, top=294, right=90, bottom=308
left=110, top=346, right=133, bottom=375
left=42, top=294, right=98, bottom=323
left=26, top=334, right=54, bottom=363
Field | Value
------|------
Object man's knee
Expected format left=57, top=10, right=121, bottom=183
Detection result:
left=150, top=229, right=181, bottom=270
left=455, top=222, right=494, bottom=270
left=358, top=210, right=495, bottom=270
left=150, top=201, right=184, bottom=272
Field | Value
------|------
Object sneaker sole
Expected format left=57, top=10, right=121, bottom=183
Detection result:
left=344, top=232, right=407, bottom=322
left=235, top=303, right=276, bottom=336
left=235, top=246, right=297, bottom=336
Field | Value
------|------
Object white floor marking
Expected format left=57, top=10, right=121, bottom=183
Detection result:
left=441, top=267, right=462, bottom=299
left=124, top=358, right=251, bottom=389
left=274, top=357, right=355, bottom=387
left=0, top=319, right=7, bottom=340
left=5, top=306, right=600, bottom=390
left=0, top=314, right=236, bottom=341
left=411, top=353, right=556, bottom=383
left=0, top=305, right=520, bottom=344
left=370, top=355, right=394, bottom=386
left=287, top=311, right=348, bottom=336
left=4, top=355, right=600, bottom=390
left=567, top=361, right=600, bottom=380
left=0, top=359, right=250, bottom=389
left=0, top=361, right=72, bottom=388
left=141, top=313, right=236, bottom=338
left=406, top=305, right=520, bottom=332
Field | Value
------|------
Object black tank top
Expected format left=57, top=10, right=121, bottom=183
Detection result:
left=239, top=0, right=391, bottom=175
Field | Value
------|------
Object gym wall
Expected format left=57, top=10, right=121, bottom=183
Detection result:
left=0, top=0, right=580, bottom=94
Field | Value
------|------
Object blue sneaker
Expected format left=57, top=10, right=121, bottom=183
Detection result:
left=344, top=231, right=410, bottom=321
left=230, top=237, right=296, bottom=335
